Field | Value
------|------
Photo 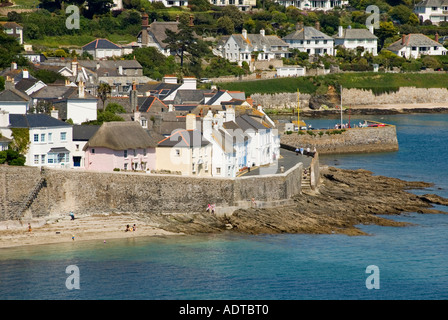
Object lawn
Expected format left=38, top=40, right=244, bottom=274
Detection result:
left=217, top=72, right=448, bottom=96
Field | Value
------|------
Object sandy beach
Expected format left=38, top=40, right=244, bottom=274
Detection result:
left=0, top=213, right=181, bottom=249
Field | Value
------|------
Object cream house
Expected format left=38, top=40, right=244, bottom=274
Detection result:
left=156, top=114, right=212, bottom=176
left=386, top=33, right=447, bottom=59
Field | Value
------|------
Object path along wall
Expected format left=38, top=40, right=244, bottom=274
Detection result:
left=0, top=163, right=303, bottom=220
left=280, top=126, right=399, bottom=155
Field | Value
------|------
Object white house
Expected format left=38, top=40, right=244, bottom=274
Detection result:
left=275, top=0, right=348, bottom=11
left=82, top=39, right=123, bottom=59
left=202, top=108, right=248, bottom=178
left=386, top=33, right=447, bottom=59
left=148, top=0, right=188, bottom=7
left=0, top=21, right=23, bottom=44
left=276, top=65, right=306, bottom=77
left=209, top=0, right=255, bottom=11
left=283, top=23, right=334, bottom=56
left=333, top=26, right=378, bottom=56
left=0, top=112, right=73, bottom=168
left=414, top=0, right=448, bottom=25
left=0, top=77, right=31, bottom=114
left=217, top=29, right=290, bottom=67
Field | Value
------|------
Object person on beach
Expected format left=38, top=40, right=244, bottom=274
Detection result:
left=125, top=225, right=130, bottom=232
left=132, top=224, right=136, bottom=232
left=69, top=211, right=75, bottom=220
left=28, top=223, right=32, bottom=233
left=295, top=148, right=299, bottom=155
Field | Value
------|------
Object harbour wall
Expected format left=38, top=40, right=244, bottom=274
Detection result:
left=251, top=87, right=448, bottom=110
left=0, top=162, right=303, bottom=221
left=280, top=126, right=399, bottom=155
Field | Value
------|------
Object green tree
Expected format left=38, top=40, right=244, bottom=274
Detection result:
left=0, top=31, right=23, bottom=69
left=222, top=5, right=244, bottom=32
left=217, top=16, right=235, bottom=35
left=105, top=102, right=126, bottom=114
left=97, top=83, right=112, bottom=110
left=376, top=21, right=399, bottom=48
left=0, top=149, right=26, bottom=166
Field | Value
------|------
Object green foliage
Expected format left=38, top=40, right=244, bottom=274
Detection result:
left=105, top=103, right=127, bottom=114
left=203, top=57, right=246, bottom=78
left=30, top=68, right=66, bottom=84
left=124, top=47, right=177, bottom=81
left=10, top=128, right=30, bottom=154
left=82, top=110, right=124, bottom=125
left=0, top=149, right=26, bottom=166
left=0, top=31, right=24, bottom=69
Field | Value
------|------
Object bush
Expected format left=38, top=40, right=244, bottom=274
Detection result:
left=0, top=149, right=26, bottom=166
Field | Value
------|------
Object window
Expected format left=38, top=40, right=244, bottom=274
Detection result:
left=124, top=163, right=128, bottom=170
left=175, top=149, right=180, bottom=156
left=216, top=167, right=221, bottom=174
left=34, top=134, right=39, bottom=142
left=48, top=133, right=52, bottom=142
left=41, top=154, right=45, bottom=164
left=76, top=144, right=79, bottom=151
left=124, top=150, right=128, bottom=158
left=41, top=134, right=45, bottom=142
left=60, top=132, right=67, bottom=141
left=34, top=155, right=39, bottom=164
left=133, top=149, right=137, bottom=157
left=143, top=148, right=147, bottom=156
left=91, top=148, right=95, bottom=154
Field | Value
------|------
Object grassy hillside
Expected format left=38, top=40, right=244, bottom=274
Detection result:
left=217, top=72, right=448, bottom=96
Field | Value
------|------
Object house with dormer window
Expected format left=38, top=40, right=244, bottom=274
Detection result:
left=283, top=23, right=334, bottom=56
left=414, top=0, right=448, bottom=25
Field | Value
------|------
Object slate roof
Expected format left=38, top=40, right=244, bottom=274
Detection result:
left=9, top=113, right=71, bottom=128
left=137, top=96, right=168, bottom=112
left=82, top=39, right=121, bottom=50
left=14, top=78, right=39, bottom=93
left=158, top=129, right=210, bottom=147
left=235, top=114, right=270, bottom=131
left=415, top=0, right=448, bottom=6
left=0, top=21, right=23, bottom=29
left=283, top=26, right=334, bottom=41
left=73, top=125, right=101, bottom=141
left=0, top=89, right=30, bottom=102
left=230, top=33, right=289, bottom=52
left=84, top=121, right=158, bottom=151
left=333, top=28, right=377, bottom=40
left=31, top=86, right=97, bottom=100
left=387, top=34, right=444, bottom=52
left=140, top=21, right=179, bottom=49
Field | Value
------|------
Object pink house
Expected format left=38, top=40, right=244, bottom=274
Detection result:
left=83, top=121, right=163, bottom=172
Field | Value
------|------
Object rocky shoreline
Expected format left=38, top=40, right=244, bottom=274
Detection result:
left=1, top=166, right=447, bottom=248
left=145, top=166, right=448, bottom=237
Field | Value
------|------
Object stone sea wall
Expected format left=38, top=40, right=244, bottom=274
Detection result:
left=251, top=87, right=448, bottom=110
left=0, top=163, right=303, bottom=221
left=280, top=126, right=399, bottom=155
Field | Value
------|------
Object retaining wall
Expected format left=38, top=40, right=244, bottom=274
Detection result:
left=280, top=126, right=399, bottom=155
left=0, top=162, right=303, bottom=220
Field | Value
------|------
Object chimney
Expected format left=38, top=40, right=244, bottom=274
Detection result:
left=242, top=29, right=247, bottom=39
left=369, top=25, right=374, bottom=35
left=118, top=65, right=123, bottom=75
left=0, top=110, right=10, bottom=129
left=11, top=62, right=17, bottom=70
left=134, top=105, right=141, bottom=125
left=51, top=107, right=59, bottom=119
left=162, top=75, right=177, bottom=84
left=338, top=26, right=343, bottom=38
left=186, top=113, right=197, bottom=131
left=78, top=81, right=85, bottom=98
left=182, top=77, right=197, bottom=90
left=141, top=12, right=149, bottom=46
left=202, top=109, right=213, bottom=140
left=260, top=29, right=265, bottom=37
left=225, top=105, right=235, bottom=123
left=5, top=76, right=14, bottom=90
left=436, top=33, right=439, bottom=43
left=22, top=69, right=29, bottom=79
left=315, top=21, right=320, bottom=31
left=402, top=34, right=406, bottom=45
left=71, top=58, right=78, bottom=78
left=130, top=81, right=138, bottom=111
left=168, top=104, right=174, bottom=112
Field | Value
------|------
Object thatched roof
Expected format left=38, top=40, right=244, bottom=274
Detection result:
left=84, top=121, right=157, bottom=151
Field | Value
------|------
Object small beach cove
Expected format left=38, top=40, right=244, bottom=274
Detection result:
left=2, top=165, right=447, bottom=249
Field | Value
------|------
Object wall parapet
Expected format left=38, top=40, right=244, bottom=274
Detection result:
left=0, top=162, right=304, bottom=220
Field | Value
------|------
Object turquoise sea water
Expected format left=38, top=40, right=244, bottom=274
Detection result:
left=0, top=114, right=447, bottom=300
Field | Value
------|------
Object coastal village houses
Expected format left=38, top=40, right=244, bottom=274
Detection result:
left=274, top=0, right=348, bottom=11
left=386, top=33, right=447, bottom=59
left=333, top=26, right=378, bottom=56
left=414, top=0, right=448, bottom=25
left=283, top=22, right=335, bottom=56
left=83, top=121, right=162, bottom=172
left=0, top=112, right=73, bottom=168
